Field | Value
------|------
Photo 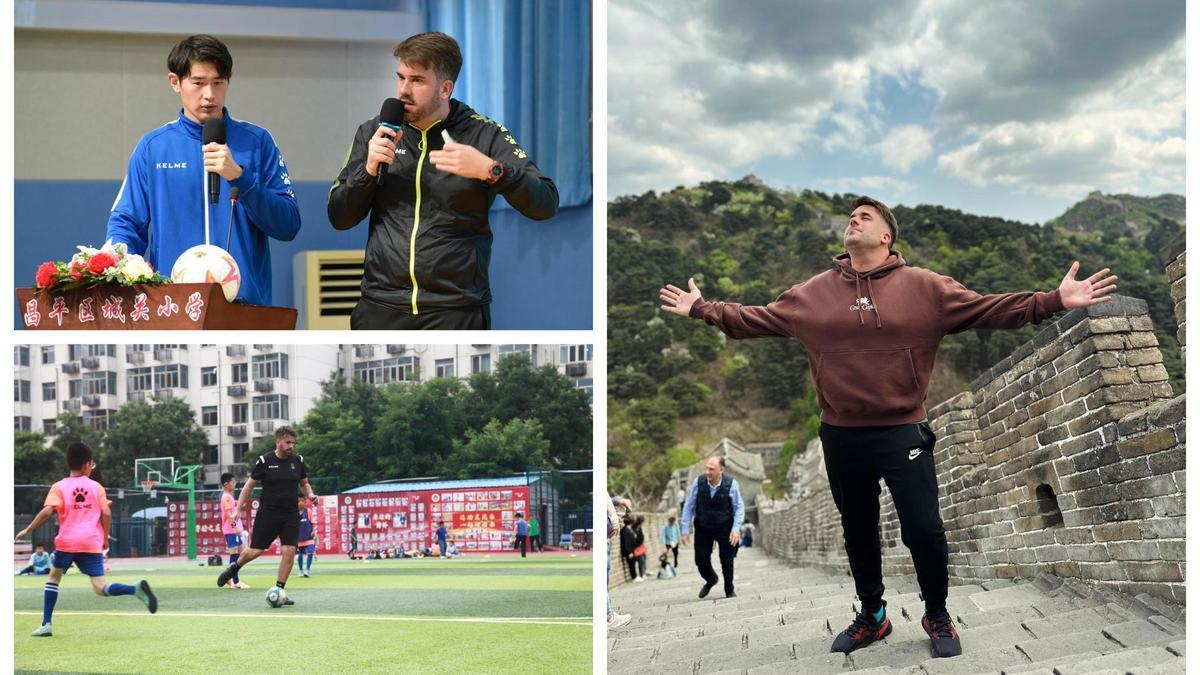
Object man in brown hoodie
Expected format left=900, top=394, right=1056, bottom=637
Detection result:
left=659, top=196, right=1117, bottom=658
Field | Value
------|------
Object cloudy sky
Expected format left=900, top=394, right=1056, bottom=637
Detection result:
left=607, top=0, right=1185, bottom=223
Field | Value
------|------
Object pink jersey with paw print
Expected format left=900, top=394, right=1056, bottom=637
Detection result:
left=45, top=475, right=108, bottom=553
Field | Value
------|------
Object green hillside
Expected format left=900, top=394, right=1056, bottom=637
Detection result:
left=608, top=178, right=1184, bottom=503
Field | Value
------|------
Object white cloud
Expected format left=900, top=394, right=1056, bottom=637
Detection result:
left=876, top=125, right=933, bottom=173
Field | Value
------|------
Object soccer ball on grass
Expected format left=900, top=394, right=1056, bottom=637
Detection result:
left=265, top=585, right=288, bottom=608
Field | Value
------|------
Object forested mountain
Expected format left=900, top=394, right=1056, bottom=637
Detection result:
left=608, top=178, right=1184, bottom=503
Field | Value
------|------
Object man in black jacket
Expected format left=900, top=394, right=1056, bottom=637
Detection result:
left=328, top=32, right=559, bottom=330
left=681, top=457, right=745, bottom=599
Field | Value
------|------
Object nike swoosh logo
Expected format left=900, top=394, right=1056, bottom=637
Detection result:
left=908, top=449, right=921, bottom=460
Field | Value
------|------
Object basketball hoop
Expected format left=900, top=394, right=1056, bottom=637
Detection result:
left=140, top=480, right=158, bottom=493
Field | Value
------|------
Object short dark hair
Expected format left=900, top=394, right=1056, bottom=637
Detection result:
left=515, top=512, right=523, bottom=519
left=168, top=35, right=233, bottom=80
left=852, top=195, right=898, bottom=249
left=35, top=543, right=45, bottom=550
left=66, top=442, right=93, bottom=471
left=393, top=32, right=463, bottom=83
left=275, top=425, right=297, bottom=440
left=220, top=472, right=235, bottom=485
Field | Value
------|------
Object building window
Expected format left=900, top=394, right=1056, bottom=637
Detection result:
left=41, top=346, right=56, bottom=364
left=561, top=344, right=592, bottom=363
left=232, top=403, right=249, bottom=424
left=81, top=371, right=117, bottom=396
left=82, top=409, right=113, bottom=431
left=201, top=406, right=219, bottom=426
left=435, top=358, right=455, bottom=378
left=353, top=357, right=417, bottom=384
left=127, top=344, right=151, bottom=352
left=499, top=344, right=535, bottom=366
left=15, top=379, right=31, bottom=402
left=153, top=364, right=188, bottom=390
left=15, top=346, right=30, bottom=367
left=69, top=345, right=116, bottom=360
left=128, top=367, right=152, bottom=392
left=252, top=353, right=289, bottom=380
left=206, top=444, right=220, bottom=465
left=43, top=418, right=57, bottom=435
left=15, top=416, right=32, bottom=431
left=42, top=382, right=56, bottom=400
left=231, top=363, right=248, bottom=384
left=471, top=353, right=491, bottom=374
left=233, top=443, right=250, bottom=463
left=201, top=366, right=218, bottom=387
left=252, top=394, right=288, bottom=421
left=575, top=377, right=593, bottom=402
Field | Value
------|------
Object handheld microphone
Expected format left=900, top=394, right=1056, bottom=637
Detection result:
left=377, top=98, right=406, bottom=186
left=202, top=116, right=226, bottom=206
left=225, top=187, right=240, bottom=252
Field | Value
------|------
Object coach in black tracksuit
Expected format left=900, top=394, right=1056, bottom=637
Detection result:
left=681, top=457, right=746, bottom=599
left=217, top=426, right=316, bottom=600
left=328, top=32, right=559, bottom=330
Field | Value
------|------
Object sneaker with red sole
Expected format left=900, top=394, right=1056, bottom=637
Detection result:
left=830, top=610, right=892, bottom=653
left=921, top=610, right=962, bottom=657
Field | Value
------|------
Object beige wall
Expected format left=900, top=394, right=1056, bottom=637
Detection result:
left=16, top=30, right=400, bottom=181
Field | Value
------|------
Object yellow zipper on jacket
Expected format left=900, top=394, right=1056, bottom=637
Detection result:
left=409, top=124, right=432, bottom=315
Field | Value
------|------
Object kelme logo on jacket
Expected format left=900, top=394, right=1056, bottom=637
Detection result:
left=850, top=297, right=875, bottom=312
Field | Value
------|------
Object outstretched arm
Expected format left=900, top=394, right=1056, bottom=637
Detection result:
left=16, top=506, right=56, bottom=540
left=661, top=277, right=796, bottom=339
left=940, top=262, right=1117, bottom=334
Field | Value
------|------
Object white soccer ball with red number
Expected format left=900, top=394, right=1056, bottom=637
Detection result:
left=170, top=245, right=240, bottom=303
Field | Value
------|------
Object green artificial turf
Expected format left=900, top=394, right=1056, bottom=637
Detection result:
left=14, top=556, right=593, bottom=674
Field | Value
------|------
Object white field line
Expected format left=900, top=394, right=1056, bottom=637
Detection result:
left=14, top=610, right=591, bottom=626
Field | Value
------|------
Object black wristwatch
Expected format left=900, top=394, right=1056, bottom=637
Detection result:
left=485, top=160, right=504, bottom=185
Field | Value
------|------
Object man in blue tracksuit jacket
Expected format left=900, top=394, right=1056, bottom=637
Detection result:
left=105, top=35, right=300, bottom=307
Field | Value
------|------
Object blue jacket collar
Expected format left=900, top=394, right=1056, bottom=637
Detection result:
left=176, top=107, right=231, bottom=139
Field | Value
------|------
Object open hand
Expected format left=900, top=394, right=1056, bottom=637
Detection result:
left=659, top=278, right=703, bottom=317
left=1059, top=261, right=1118, bottom=309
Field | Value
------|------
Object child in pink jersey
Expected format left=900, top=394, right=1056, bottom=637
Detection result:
left=219, top=472, right=250, bottom=589
left=15, top=442, right=157, bottom=637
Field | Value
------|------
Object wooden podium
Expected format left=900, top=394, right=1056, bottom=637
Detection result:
left=17, top=283, right=297, bottom=330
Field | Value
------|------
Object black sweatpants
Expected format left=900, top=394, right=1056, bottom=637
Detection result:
left=351, top=296, right=491, bottom=330
left=694, top=525, right=737, bottom=594
left=820, top=421, right=947, bottom=615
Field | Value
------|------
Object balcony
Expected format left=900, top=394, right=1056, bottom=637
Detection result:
left=227, top=424, right=247, bottom=438
left=126, top=351, right=145, bottom=365
left=254, top=420, right=277, bottom=434
left=81, top=356, right=101, bottom=369
left=253, top=344, right=273, bottom=351
left=153, top=348, right=174, bottom=362
left=62, top=399, right=81, bottom=412
left=62, top=362, right=80, bottom=374
left=82, top=394, right=101, bottom=407
left=227, top=384, right=246, bottom=397
left=128, top=390, right=148, bottom=402
left=152, top=389, right=177, bottom=401
left=564, top=363, right=588, bottom=377
left=226, top=345, right=246, bottom=358
left=387, top=345, right=406, bottom=355
left=253, top=380, right=275, bottom=393
left=355, top=345, right=375, bottom=358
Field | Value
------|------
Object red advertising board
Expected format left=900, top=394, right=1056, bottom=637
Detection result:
left=167, top=497, right=341, bottom=557
left=340, top=486, right=530, bottom=554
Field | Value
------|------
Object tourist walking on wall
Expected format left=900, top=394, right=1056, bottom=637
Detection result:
left=680, top=457, right=745, bottom=599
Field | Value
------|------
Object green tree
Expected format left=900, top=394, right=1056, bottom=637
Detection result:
left=15, top=430, right=59, bottom=485
left=442, top=418, right=551, bottom=479
left=102, top=399, right=208, bottom=488
left=659, top=376, right=709, bottom=417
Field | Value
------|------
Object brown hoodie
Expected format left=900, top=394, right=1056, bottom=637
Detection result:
left=689, top=251, right=1064, bottom=427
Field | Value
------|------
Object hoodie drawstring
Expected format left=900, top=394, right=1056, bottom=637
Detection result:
left=866, top=275, right=882, bottom=329
left=853, top=276, right=865, bottom=326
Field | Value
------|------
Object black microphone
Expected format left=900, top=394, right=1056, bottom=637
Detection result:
left=225, top=187, right=240, bottom=252
left=202, top=116, right=226, bottom=205
left=377, top=98, right=406, bottom=186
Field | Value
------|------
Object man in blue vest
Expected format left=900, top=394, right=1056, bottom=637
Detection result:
left=681, top=456, right=745, bottom=599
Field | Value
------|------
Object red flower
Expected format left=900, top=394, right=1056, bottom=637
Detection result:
left=89, top=252, right=118, bottom=275
left=69, top=262, right=86, bottom=280
left=35, top=262, right=58, bottom=288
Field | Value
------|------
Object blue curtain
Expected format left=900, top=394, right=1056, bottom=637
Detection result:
left=423, top=0, right=591, bottom=207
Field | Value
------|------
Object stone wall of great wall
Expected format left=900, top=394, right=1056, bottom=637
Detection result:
left=760, top=289, right=1185, bottom=604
